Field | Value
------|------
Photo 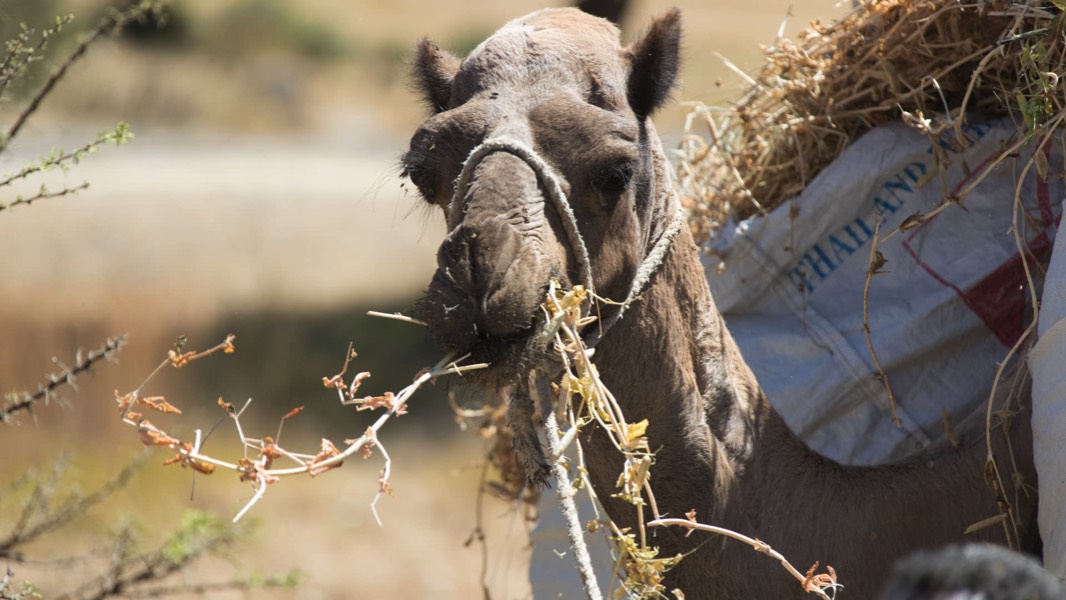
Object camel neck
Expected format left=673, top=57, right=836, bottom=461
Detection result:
left=589, top=225, right=814, bottom=527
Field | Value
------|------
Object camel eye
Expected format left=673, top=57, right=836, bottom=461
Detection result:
left=592, top=161, right=634, bottom=195
left=401, top=152, right=437, bottom=202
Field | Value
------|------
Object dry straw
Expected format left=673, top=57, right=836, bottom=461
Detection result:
left=677, top=0, right=1066, bottom=243
left=675, top=0, right=1062, bottom=554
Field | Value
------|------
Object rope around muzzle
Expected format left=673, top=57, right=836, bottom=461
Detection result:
left=449, top=137, right=684, bottom=346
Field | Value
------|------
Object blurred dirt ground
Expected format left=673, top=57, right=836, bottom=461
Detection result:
left=0, top=1, right=842, bottom=598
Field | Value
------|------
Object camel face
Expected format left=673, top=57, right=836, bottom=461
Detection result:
left=405, top=8, right=680, bottom=379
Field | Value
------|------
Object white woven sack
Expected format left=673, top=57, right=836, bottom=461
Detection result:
left=707, top=117, right=1061, bottom=464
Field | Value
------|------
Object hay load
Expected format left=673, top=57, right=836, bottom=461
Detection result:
left=678, top=0, right=1066, bottom=244
left=672, top=0, right=1066, bottom=578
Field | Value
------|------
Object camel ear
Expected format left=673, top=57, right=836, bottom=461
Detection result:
left=413, top=38, right=461, bottom=113
left=625, top=8, right=681, bottom=120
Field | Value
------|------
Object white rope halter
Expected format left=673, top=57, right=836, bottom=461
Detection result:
left=450, top=137, right=684, bottom=346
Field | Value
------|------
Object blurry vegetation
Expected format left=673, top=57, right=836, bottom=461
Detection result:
left=209, top=0, right=348, bottom=61
left=0, top=3, right=300, bottom=597
left=0, top=0, right=617, bottom=133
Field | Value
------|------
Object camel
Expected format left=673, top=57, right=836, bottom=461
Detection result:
left=403, top=8, right=1039, bottom=598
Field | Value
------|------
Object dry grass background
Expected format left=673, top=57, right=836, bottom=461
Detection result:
left=0, top=0, right=841, bottom=597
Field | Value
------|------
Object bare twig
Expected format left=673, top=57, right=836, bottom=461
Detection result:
left=862, top=219, right=901, bottom=427
left=647, top=518, right=838, bottom=599
left=366, top=311, right=428, bottom=327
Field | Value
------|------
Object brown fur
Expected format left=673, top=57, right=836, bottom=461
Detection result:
left=404, top=8, right=1038, bottom=598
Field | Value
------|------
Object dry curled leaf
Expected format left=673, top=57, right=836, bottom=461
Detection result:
left=163, top=444, right=216, bottom=475
left=802, top=562, right=839, bottom=594
left=139, top=395, right=182, bottom=415
left=115, top=390, right=134, bottom=411
left=354, top=392, right=406, bottom=415
left=869, top=251, right=888, bottom=275
left=168, top=350, right=195, bottom=368
left=345, top=427, right=376, bottom=459
left=350, top=371, right=371, bottom=395
left=138, top=420, right=180, bottom=447
left=359, top=440, right=375, bottom=459
left=898, top=211, right=926, bottom=232
left=237, top=456, right=277, bottom=484
left=322, top=374, right=347, bottom=390
left=685, top=509, right=698, bottom=522
left=238, top=457, right=257, bottom=483
left=309, top=438, right=343, bottom=476
left=282, top=406, right=304, bottom=420
left=217, top=397, right=234, bottom=414
left=379, top=468, right=393, bottom=495
left=261, top=437, right=283, bottom=461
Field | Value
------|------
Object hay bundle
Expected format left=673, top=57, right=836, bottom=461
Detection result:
left=678, top=0, right=1066, bottom=244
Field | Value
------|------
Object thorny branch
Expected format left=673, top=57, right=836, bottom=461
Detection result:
left=2, top=1, right=170, bottom=151
left=1, top=335, right=127, bottom=423
left=116, top=334, right=487, bottom=525
left=0, top=452, right=147, bottom=560
left=0, top=181, right=91, bottom=213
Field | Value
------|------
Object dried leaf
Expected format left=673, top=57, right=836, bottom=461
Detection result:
left=139, top=395, right=182, bottom=414
left=625, top=419, right=649, bottom=445
left=282, top=406, right=305, bottom=420
left=359, top=440, right=375, bottom=459
left=870, top=251, right=888, bottom=274
left=964, top=512, right=1008, bottom=534
left=349, top=371, right=372, bottom=395
left=114, top=390, right=134, bottom=411
left=803, top=562, right=839, bottom=593
left=138, top=420, right=180, bottom=447
left=163, top=445, right=216, bottom=475
left=187, top=457, right=216, bottom=475
left=322, top=374, right=346, bottom=389
left=218, top=397, right=234, bottom=414
left=379, top=468, right=393, bottom=495
left=354, top=392, right=405, bottom=415
left=168, top=350, right=194, bottom=368
left=898, top=211, right=926, bottom=232
left=1035, top=149, right=1049, bottom=180
left=261, top=437, right=283, bottom=460
left=685, top=509, right=698, bottom=522
left=309, top=438, right=343, bottom=476
left=238, top=457, right=257, bottom=483
left=345, top=427, right=376, bottom=459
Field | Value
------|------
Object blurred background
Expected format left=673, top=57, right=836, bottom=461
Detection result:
left=0, top=0, right=843, bottom=597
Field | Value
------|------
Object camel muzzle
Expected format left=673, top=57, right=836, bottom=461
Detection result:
left=421, top=150, right=564, bottom=351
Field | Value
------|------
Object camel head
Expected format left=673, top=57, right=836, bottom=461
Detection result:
left=405, top=8, right=682, bottom=381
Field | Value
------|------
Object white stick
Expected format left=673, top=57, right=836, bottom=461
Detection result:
left=543, top=409, right=603, bottom=600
